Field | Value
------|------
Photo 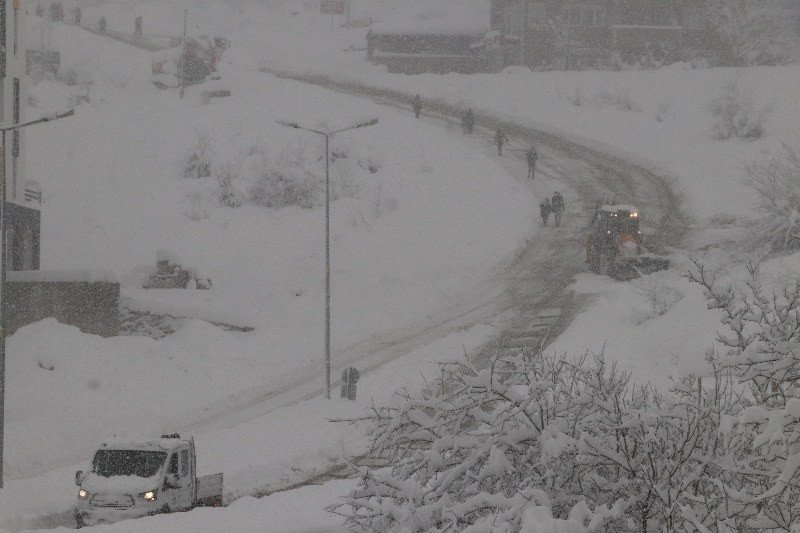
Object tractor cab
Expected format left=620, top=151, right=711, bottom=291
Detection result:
left=591, top=204, right=642, bottom=256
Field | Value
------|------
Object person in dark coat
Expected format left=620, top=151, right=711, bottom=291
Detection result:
left=494, top=129, right=506, bottom=156
left=551, top=191, right=565, bottom=227
left=526, top=145, right=538, bottom=179
left=134, top=15, right=142, bottom=36
left=539, top=198, right=552, bottom=226
left=98, top=16, right=107, bottom=33
left=49, top=2, right=63, bottom=22
left=462, top=108, right=475, bottom=134
left=412, top=94, right=422, bottom=119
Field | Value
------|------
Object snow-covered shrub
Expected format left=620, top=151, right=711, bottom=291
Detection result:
left=745, top=143, right=800, bottom=251
left=704, top=0, right=796, bottom=66
left=328, top=350, right=736, bottom=532
left=183, top=131, right=213, bottom=178
left=248, top=167, right=316, bottom=209
left=217, top=164, right=243, bottom=208
left=631, top=276, right=683, bottom=322
left=333, top=157, right=365, bottom=201
left=708, top=80, right=767, bottom=140
left=244, top=139, right=319, bottom=208
left=685, top=259, right=800, bottom=530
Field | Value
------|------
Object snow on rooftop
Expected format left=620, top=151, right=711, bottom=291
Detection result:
left=100, top=437, right=189, bottom=452
left=599, top=204, right=638, bottom=213
left=370, top=20, right=486, bottom=36
left=7, top=269, right=118, bottom=283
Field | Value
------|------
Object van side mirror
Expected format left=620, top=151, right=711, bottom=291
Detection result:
left=75, top=471, right=85, bottom=486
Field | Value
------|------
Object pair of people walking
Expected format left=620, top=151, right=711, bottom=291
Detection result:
left=540, top=191, right=565, bottom=227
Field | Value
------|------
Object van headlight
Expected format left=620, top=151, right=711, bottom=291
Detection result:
left=78, top=488, right=90, bottom=500
left=140, top=490, right=158, bottom=502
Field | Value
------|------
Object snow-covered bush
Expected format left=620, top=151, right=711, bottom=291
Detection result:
left=328, top=348, right=752, bottom=532
left=745, top=143, right=800, bottom=251
left=183, top=131, right=213, bottom=178
left=708, top=79, right=767, bottom=140
left=247, top=148, right=317, bottom=210
left=217, top=164, right=243, bottom=208
left=631, top=276, right=683, bottom=322
left=704, top=0, right=796, bottom=66
left=685, top=259, right=800, bottom=530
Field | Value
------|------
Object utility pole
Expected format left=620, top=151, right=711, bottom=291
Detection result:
left=0, top=108, right=74, bottom=488
left=522, top=0, right=530, bottom=67
left=277, top=117, right=379, bottom=399
left=179, top=8, right=187, bottom=100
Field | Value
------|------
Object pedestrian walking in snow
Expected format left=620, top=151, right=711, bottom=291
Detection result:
left=539, top=198, right=552, bottom=226
left=134, top=15, right=142, bottom=37
left=74, top=6, right=81, bottom=25
left=462, top=108, right=475, bottom=134
left=551, top=191, right=565, bottom=227
left=413, top=94, right=422, bottom=119
left=36, top=3, right=44, bottom=17
left=494, top=129, right=506, bottom=156
left=526, top=145, right=538, bottom=179
left=98, top=16, right=107, bottom=33
left=49, top=2, right=63, bottom=22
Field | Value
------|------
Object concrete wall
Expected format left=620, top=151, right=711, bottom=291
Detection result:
left=4, top=280, right=120, bottom=337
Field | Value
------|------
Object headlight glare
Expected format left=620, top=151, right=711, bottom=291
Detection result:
left=78, top=488, right=89, bottom=500
left=140, top=490, right=157, bottom=502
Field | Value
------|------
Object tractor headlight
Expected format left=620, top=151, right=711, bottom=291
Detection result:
left=78, top=488, right=90, bottom=500
left=140, top=490, right=158, bottom=502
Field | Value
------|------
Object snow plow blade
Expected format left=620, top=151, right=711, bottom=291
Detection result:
left=607, top=255, right=670, bottom=281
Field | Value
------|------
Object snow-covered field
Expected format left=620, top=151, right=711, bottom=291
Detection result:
left=4, top=0, right=800, bottom=531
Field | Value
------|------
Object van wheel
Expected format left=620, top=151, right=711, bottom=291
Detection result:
left=160, top=504, right=171, bottom=514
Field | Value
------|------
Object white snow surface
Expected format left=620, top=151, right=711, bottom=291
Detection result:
left=5, top=0, right=800, bottom=531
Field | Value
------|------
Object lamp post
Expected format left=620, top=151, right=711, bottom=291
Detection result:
left=277, top=117, right=379, bottom=399
left=0, top=108, right=74, bottom=488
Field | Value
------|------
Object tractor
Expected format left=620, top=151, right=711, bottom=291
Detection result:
left=585, top=204, right=669, bottom=281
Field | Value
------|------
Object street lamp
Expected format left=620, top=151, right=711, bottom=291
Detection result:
left=0, top=108, right=74, bottom=488
left=277, top=117, right=379, bottom=400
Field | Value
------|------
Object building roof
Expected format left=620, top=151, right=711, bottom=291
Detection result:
left=100, top=436, right=190, bottom=453
left=370, top=19, right=487, bottom=37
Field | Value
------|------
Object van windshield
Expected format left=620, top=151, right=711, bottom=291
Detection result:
left=92, top=450, right=167, bottom=478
